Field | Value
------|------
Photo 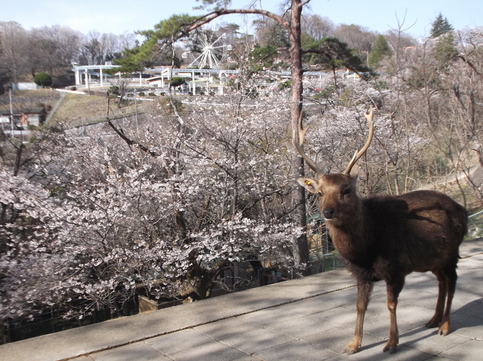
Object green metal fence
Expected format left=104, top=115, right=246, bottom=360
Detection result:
left=467, top=210, right=483, bottom=239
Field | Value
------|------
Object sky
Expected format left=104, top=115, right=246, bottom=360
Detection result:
left=1, top=0, right=481, bottom=39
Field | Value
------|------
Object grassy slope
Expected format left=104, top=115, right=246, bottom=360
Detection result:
left=0, top=88, right=159, bottom=128
left=0, top=89, right=61, bottom=113
left=49, top=92, right=155, bottom=127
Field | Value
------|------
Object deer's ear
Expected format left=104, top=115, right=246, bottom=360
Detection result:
left=297, top=178, right=320, bottom=194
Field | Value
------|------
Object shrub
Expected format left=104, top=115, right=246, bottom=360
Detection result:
left=108, top=86, right=120, bottom=97
left=169, top=77, right=186, bottom=88
left=34, top=72, right=53, bottom=87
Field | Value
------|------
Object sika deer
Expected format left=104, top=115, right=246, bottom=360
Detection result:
left=294, top=108, right=468, bottom=354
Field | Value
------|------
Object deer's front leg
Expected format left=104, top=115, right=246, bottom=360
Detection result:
left=383, top=278, right=405, bottom=353
left=344, top=279, right=373, bottom=354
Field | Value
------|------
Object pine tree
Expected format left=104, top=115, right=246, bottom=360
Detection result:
left=434, top=32, right=458, bottom=69
left=34, top=72, right=53, bottom=87
left=368, top=35, right=392, bottom=69
left=430, top=13, right=454, bottom=38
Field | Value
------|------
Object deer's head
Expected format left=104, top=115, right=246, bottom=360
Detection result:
left=294, top=108, right=374, bottom=224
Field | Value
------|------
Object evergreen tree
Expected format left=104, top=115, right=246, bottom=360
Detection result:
left=430, top=13, right=454, bottom=38
left=368, top=35, right=392, bottom=69
left=249, top=45, right=279, bottom=72
left=115, top=14, right=197, bottom=72
left=305, top=37, right=371, bottom=85
left=33, top=72, right=53, bottom=87
left=434, top=32, right=459, bottom=69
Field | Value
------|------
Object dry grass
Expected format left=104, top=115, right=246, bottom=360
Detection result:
left=49, top=93, right=108, bottom=126
left=0, top=89, right=61, bottom=112
left=2, top=89, right=192, bottom=128
left=0, top=88, right=159, bottom=127
left=49, top=93, right=156, bottom=127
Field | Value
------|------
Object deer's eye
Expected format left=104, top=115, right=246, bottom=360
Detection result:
left=343, top=188, right=352, bottom=196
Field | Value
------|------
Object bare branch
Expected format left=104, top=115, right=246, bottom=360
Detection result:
left=187, top=8, right=289, bottom=33
left=458, top=54, right=482, bottom=76
left=107, top=118, right=158, bottom=157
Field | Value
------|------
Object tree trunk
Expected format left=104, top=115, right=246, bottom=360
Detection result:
left=184, top=0, right=312, bottom=276
left=289, top=0, right=310, bottom=276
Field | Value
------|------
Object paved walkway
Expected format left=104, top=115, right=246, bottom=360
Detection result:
left=1, top=239, right=482, bottom=361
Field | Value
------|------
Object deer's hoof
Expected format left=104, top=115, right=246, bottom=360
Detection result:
left=438, top=321, right=450, bottom=336
left=383, top=343, right=398, bottom=354
left=343, top=346, right=358, bottom=355
left=425, top=316, right=442, bottom=328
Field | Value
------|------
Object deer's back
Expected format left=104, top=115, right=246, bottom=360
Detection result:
left=363, top=190, right=468, bottom=275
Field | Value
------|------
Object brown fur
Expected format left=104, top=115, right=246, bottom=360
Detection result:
left=299, top=172, right=468, bottom=354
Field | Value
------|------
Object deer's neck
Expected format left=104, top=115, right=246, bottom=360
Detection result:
left=326, top=206, right=372, bottom=266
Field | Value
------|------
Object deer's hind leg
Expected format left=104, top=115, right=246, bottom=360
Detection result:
left=440, top=265, right=457, bottom=335
left=426, top=264, right=457, bottom=336
left=426, top=269, right=447, bottom=329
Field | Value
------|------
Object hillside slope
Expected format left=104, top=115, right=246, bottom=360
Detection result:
left=48, top=92, right=156, bottom=127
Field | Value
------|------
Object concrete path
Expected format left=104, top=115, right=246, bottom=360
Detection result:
left=1, top=239, right=482, bottom=361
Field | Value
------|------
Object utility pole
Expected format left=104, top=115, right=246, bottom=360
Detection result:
left=9, top=87, right=14, bottom=138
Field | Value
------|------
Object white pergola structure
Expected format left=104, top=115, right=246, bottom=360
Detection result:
left=146, top=67, right=240, bottom=95
left=72, top=64, right=121, bottom=88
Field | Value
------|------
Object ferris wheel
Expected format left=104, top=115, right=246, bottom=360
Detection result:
left=183, top=33, right=233, bottom=69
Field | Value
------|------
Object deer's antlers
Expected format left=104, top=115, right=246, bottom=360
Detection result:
left=293, top=111, right=323, bottom=175
left=293, top=107, right=375, bottom=177
left=343, top=107, right=375, bottom=176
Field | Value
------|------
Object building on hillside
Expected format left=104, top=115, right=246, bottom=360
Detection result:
left=0, top=107, right=47, bottom=130
left=11, top=82, right=40, bottom=91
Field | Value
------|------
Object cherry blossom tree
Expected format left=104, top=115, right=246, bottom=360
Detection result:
left=1, top=91, right=300, bottom=322
left=119, top=0, right=312, bottom=272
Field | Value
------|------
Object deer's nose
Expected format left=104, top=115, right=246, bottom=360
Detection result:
left=323, top=208, right=335, bottom=219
